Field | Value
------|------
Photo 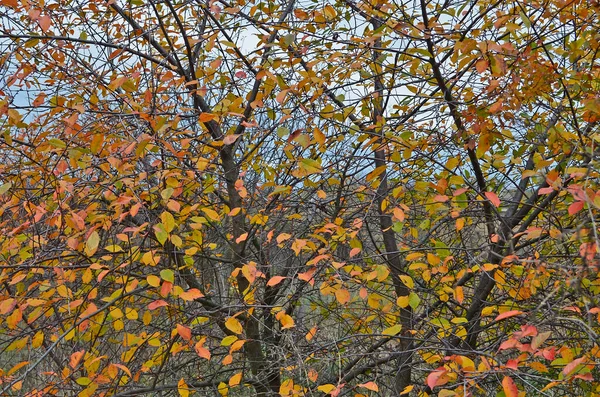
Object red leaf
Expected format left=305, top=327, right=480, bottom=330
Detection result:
left=475, top=59, right=488, bottom=73
left=38, top=15, right=51, bottom=32
left=506, top=359, right=519, bottom=370
left=495, top=310, right=524, bottom=321
left=223, top=134, right=240, bottom=145
left=563, top=356, right=586, bottom=377
left=148, top=300, right=168, bottom=310
left=433, top=194, right=449, bottom=202
left=568, top=201, right=584, bottom=215
left=235, top=71, right=247, bottom=78
left=426, top=368, right=448, bottom=389
left=502, top=376, right=518, bottom=397
left=484, top=191, right=501, bottom=207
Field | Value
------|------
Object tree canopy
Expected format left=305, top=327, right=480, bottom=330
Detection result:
left=1, top=0, right=599, bottom=395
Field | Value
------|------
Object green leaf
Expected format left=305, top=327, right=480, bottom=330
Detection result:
left=48, top=138, right=66, bottom=148
left=0, top=182, right=12, bottom=195
left=160, top=269, right=174, bottom=283
left=408, top=292, right=421, bottom=309
left=299, top=158, right=322, bottom=175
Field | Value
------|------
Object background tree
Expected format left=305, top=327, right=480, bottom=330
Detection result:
left=1, top=0, right=599, bottom=395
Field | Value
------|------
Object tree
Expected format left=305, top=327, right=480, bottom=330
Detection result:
left=1, top=0, right=599, bottom=395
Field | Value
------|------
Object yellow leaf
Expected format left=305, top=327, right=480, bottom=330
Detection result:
left=225, top=317, right=243, bottom=334
left=178, top=378, right=189, bottom=397
left=399, top=275, right=414, bottom=289
left=318, top=384, right=336, bottom=393
left=218, top=382, right=228, bottom=396
left=221, top=335, right=238, bottom=346
left=85, top=231, right=100, bottom=256
left=397, top=295, right=409, bottom=308
left=382, top=324, right=402, bottom=336
left=201, top=207, right=221, bottom=222
left=299, top=158, right=322, bottom=175
left=276, top=311, right=295, bottom=329
left=323, top=4, right=337, bottom=19
left=147, top=275, right=161, bottom=287
left=406, top=252, right=423, bottom=261
left=161, top=211, right=176, bottom=233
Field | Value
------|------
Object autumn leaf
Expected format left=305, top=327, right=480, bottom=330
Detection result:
left=225, top=317, right=243, bottom=334
left=69, top=350, right=85, bottom=369
left=148, top=300, right=169, bottom=310
left=179, top=288, right=204, bottom=301
left=178, top=378, right=190, bottom=397
left=495, top=310, right=524, bottom=321
left=176, top=324, right=192, bottom=341
left=484, top=191, right=501, bottom=207
left=85, top=231, right=100, bottom=256
left=358, top=381, right=378, bottom=391
left=266, top=276, right=286, bottom=287
left=195, top=338, right=211, bottom=360
left=229, top=372, right=242, bottom=387
left=335, top=288, right=350, bottom=304
left=382, top=324, right=402, bottom=336
left=502, top=376, right=518, bottom=397
left=427, top=368, right=449, bottom=389
left=223, top=134, right=241, bottom=145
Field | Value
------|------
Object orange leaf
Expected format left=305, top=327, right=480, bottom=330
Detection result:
left=112, top=363, right=132, bottom=377
left=199, top=112, right=216, bottom=122
left=358, top=381, right=379, bottom=392
left=305, top=325, right=317, bottom=341
left=195, top=338, right=211, bottom=360
left=489, top=100, right=503, bottom=113
left=70, top=350, right=85, bottom=369
left=393, top=207, right=405, bottom=221
left=229, top=372, right=242, bottom=387
left=148, top=300, right=168, bottom=310
left=502, top=376, right=518, bottom=397
left=475, top=59, right=488, bottom=73
left=179, top=288, right=204, bottom=301
left=495, top=310, right=524, bottom=321
left=484, top=191, right=501, bottom=207
left=335, top=288, right=350, bottom=304
left=176, top=324, right=192, bottom=341
left=266, top=276, right=286, bottom=287
left=349, top=247, right=361, bottom=257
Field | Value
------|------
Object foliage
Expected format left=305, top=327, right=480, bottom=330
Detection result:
left=0, top=0, right=599, bottom=395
